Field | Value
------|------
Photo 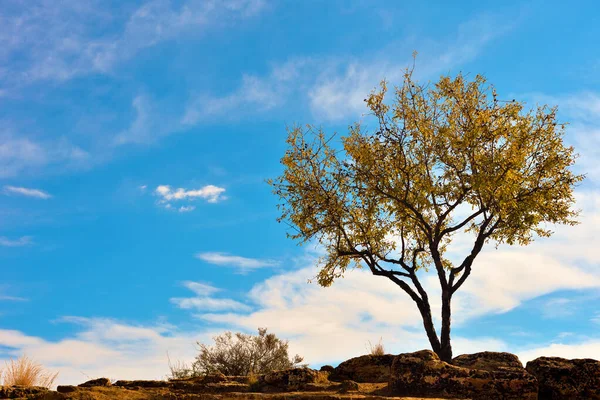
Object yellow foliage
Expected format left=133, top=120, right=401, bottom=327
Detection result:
left=269, top=67, right=583, bottom=291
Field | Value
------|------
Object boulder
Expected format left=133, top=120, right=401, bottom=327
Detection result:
left=256, top=367, right=322, bottom=392
left=389, top=349, right=538, bottom=400
left=329, top=354, right=395, bottom=383
left=526, top=356, right=600, bottom=399
left=337, top=380, right=359, bottom=393
left=78, top=377, right=111, bottom=387
left=56, top=385, right=79, bottom=393
left=319, top=365, right=334, bottom=373
left=453, top=351, right=524, bottom=371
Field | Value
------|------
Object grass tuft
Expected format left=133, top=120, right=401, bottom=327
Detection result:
left=366, top=337, right=385, bottom=356
left=1, top=355, right=59, bottom=388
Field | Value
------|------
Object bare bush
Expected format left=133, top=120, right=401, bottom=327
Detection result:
left=190, top=327, right=305, bottom=376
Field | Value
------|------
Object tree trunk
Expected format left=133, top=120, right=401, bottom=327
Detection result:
left=416, top=300, right=442, bottom=356
left=439, top=289, right=453, bottom=363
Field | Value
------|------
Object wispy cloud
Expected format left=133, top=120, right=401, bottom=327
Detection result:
left=170, top=281, right=251, bottom=311
left=0, top=0, right=269, bottom=86
left=196, top=252, right=279, bottom=273
left=0, top=134, right=89, bottom=178
left=181, top=281, right=220, bottom=296
left=0, top=285, right=28, bottom=301
left=155, top=185, right=226, bottom=205
left=0, top=236, right=33, bottom=247
left=3, top=185, right=52, bottom=199
left=182, top=58, right=311, bottom=124
left=181, top=12, right=514, bottom=125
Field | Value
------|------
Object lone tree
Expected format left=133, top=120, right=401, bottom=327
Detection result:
left=269, top=68, right=583, bottom=363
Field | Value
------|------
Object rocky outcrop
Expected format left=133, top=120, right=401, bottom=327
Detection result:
left=0, top=385, right=50, bottom=399
left=255, top=367, right=326, bottom=392
left=77, top=377, right=111, bottom=387
left=452, top=351, right=524, bottom=371
left=389, top=349, right=538, bottom=400
left=526, top=356, right=600, bottom=399
left=329, top=354, right=395, bottom=383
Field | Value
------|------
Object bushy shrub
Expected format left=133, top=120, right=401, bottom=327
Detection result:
left=168, top=327, right=305, bottom=379
left=1, top=355, right=58, bottom=388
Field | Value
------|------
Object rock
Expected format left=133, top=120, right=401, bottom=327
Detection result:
left=113, top=379, right=172, bottom=388
left=201, top=372, right=228, bottom=384
left=526, top=356, right=600, bottom=399
left=56, top=385, right=79, bottom=393
left=257, top=367, right=320, bottom=392
left=337, top=380, right=359, bottom=393
left=319, top=365, right=334, bottom=373
left=0, top=385, right=49, bottom=398
left=452, top=351, right=524, bottom=371
left=389, top=349, right=538, bottom=400
left=78, top=377, right=111, bottom=387
left=329, top=354, right=395, bottom=383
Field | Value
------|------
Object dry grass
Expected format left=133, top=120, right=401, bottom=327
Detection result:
left=366, top=337, right=385, bottom=356
left=314, top=371, right=330, bottom=384
left=1, top=355, right=59, bottom=388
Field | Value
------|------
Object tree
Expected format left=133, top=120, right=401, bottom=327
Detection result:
left=269, top=67, right=583, bottom=363
left=187, top=328, right=304, bottom=377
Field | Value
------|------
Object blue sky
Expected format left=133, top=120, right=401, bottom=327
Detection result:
left=1, top=0, right=600, bottom=385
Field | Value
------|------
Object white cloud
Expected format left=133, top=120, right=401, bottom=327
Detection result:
left=517, top=340, right=600, bottom=364
left=171, top=280, right=251, bottom=312
left=0, top=319, right=218, bottom=386
left=0, top=236, right=33, bottom=247
left=178, top=205, right=196, bottom=213
left=196, top=252, right=279, bottom=273
left=3, top=185, right=51, bottom=199
left=155, top=185, right=226, bottom=204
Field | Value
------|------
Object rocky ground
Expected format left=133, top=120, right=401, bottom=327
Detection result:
left=1, top=349, right=598, bottom=400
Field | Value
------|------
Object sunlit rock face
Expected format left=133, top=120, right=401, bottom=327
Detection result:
left=452, top=351, right=525, bottom=371
left=388, top=349, right=538, bottom=400
left=526, top=356, right=600, bottom=400
left=329, top=354, right=396, bottom=383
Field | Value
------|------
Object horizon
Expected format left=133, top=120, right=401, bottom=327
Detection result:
left=1, top=0, right=600, bottom=386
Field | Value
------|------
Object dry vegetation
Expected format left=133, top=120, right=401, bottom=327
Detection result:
left=0, top=355, right=58, bottom=388
left=367, top=337, right=385, bottom=356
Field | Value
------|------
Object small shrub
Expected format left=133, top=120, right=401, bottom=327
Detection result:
left=192, top=327, right=305, bottom=376
left=1, top=355, right=58, bottom=388
left=247, top=371, right=260, bottom=392
left=314, top=371, right=329, bottom=384
left=366, top=337, right=385, bottom=356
